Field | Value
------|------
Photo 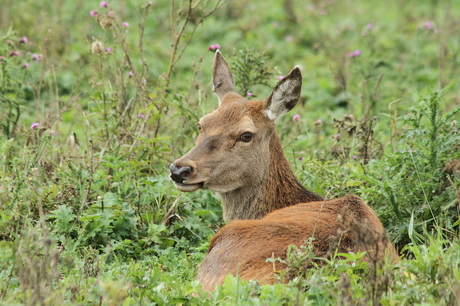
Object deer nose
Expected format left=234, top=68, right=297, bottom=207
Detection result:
left=170, top=163, right=194, bottom=183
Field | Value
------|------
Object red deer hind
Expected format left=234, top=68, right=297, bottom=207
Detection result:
left=170, top=51, right=398, bottom=292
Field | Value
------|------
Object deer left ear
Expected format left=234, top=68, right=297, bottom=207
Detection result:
left=264, top=66, right=302, bottom=123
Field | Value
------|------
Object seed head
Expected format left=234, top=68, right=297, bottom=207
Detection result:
left=91, top=40, right=104, bottom=54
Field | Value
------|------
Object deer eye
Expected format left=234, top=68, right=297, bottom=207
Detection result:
left=239, top=132, right=253, bottom=143
left=197, top=123, right=201, bottom=131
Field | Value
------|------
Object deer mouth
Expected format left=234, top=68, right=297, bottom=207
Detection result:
left=174, top=181, right=204, bottom=192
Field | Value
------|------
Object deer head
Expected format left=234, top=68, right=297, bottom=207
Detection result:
left=170, top=51, right=305, bottom=220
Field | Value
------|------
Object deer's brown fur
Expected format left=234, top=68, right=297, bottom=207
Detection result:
left=170, top=51, right=398, bottom=292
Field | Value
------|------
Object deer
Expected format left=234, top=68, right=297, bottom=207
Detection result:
left=169, top=51, right=398, bottom=292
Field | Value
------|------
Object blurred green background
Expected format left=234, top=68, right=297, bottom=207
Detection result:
left=1, top=0, right=460, bottom=304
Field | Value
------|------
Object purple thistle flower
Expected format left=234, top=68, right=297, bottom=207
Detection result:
left=278, top=76, right=284, bottom=80
left=247, top=92, right=252, bottom=96
left=315, top=119, right=322, bottom=126
left=31, top=122, right=39, bottom=129
left=122, top=22, right=129, bottom=27
left=105, top=47, right=111, bottom=52
left=130, top=153, right=135, bottom=156
left=366, top=23, right=372, bottom=29
left=109, top=11, right=114, bottom=16
left=207, top=44, right=221, bottom=52
left=100, top=1, right=107, bottom=8
left=336, top=133, right=341, bottom=140
left=299, top=157, right=305, bottom=161
left=10, top=51, right=17, bottom=57
left=143, top=78, right=146, bottom=83
left=353, top=155, right=357, bottom=160
left=49, top=130, right=56, bottom=136
left=32, top=53, right=39, bottom=62
left=0, top=56, right=3, bottom=61
left=285, top=35, right=293, bottom=42
left=90, top=10, right=97, bottom=17
left=293, top=114, right=300, bottom=122
left=138, top=114, right=145, bottom=118
left=7, top=40, right=11, bottom=44
left=424, top=21, right=432, bottom=30
left=23, top=63, right=29, bottom=68
left=148, top=2, right=153, bottom=6
left=349, top=49, right=361, bottom=58
left=129, top=71, right=134, bottom=76
left=21, top=37, right=28, bottom=44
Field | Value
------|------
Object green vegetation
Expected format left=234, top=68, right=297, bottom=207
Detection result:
left=1, top=0, right=459, bottom=304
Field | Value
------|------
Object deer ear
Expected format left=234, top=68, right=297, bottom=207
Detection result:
left=212, top=50, right=236, bottom=105
left=264, top=66, right=302, bottom=123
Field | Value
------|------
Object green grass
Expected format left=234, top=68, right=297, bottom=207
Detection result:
left=1, top=0, right=460, bottom=304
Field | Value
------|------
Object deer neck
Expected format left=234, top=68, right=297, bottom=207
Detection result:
left=218, top=132, right=323, bottom=222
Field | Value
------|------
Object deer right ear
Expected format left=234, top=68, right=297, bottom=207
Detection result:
left=264, top=66, right=302, bottom=123
left=212, top=50, right=236, bottom=106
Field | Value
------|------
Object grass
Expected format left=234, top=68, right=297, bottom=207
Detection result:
left=1, top=0, right=460, bottom=304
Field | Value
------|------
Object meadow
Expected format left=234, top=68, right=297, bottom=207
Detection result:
left=0, top=0, right=460, bottom=304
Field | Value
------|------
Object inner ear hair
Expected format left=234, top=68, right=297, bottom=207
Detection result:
left=265, top=66, right=302, bottom=123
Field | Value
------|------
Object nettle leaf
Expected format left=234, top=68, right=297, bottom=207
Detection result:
left=103, top=192, right=122, bottom=208
left=148, top=224, right=168, bottom=244
left=81, top=211, right=114, bottom=240
left=112, top=203, right=138, bottom=239
left=47, top=205, right=76, bottom=233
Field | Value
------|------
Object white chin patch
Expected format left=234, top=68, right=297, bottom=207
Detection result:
left=175, top=182, right=202, bottom=192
